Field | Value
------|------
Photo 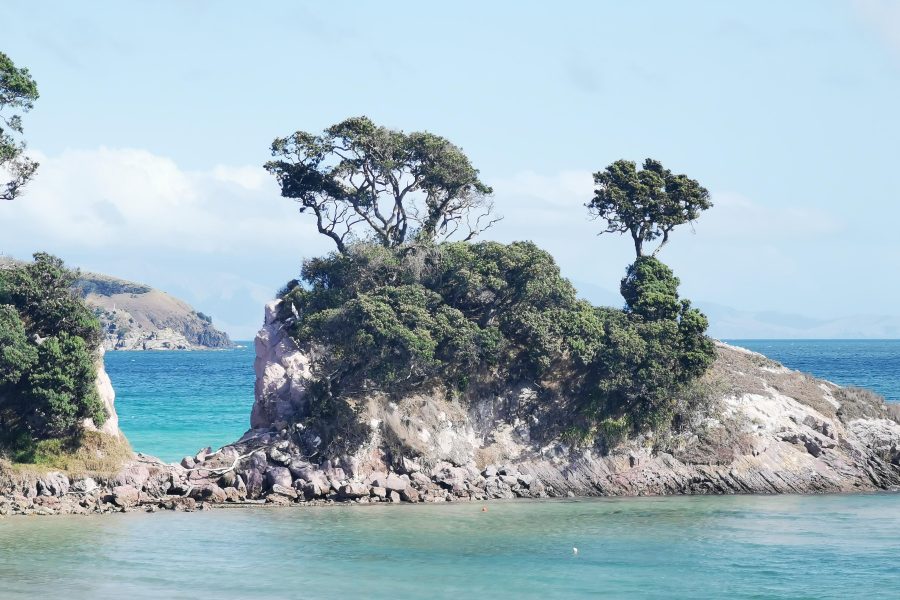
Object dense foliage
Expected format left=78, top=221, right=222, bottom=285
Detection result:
left=589, top=159, right=711, bottom=258
left=1, top=51, right=39, bottom=201
left=0, top=253, right=105, bottom=455
left=278, top=242, right=715, bottom=445
left=265, top=116, right=496, bottom=253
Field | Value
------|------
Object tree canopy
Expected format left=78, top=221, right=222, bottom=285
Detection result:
left=588, top=158, right=711, bottom=258
left=0, top=254, right=105, bottom=452
left=0, top=51, right=39, bottom=201
left=277, top=241, right=715, bottom=453
left=265, top=116, right=497, bottom=253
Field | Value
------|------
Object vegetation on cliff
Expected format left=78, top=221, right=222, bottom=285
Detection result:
left=267, top=117, right=715, bottom=449
left=0, top=253, right=107, bottom=461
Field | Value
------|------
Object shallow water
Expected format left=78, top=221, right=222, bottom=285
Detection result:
left=104, top=344, right=255, bottom=462
left=1, top=494, right=899, bottom=599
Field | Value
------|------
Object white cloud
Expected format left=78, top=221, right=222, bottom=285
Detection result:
left=0, top=147, right=322, bottom=255
left=0, top=147, right=332, bottom=337
left=486, top=171, right=839, bottom=246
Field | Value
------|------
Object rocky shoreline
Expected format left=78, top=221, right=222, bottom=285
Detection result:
left=3, top=301, right=900, bottom=517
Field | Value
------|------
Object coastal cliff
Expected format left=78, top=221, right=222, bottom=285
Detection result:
left=197, top=300, right=900, bottom=505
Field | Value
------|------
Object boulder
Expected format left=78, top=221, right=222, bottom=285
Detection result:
left=399, top=487, right=420, bottom=503
left=266, top=493, right=292, bottom=506
left=339, top=482, right=369, bottom=499
left=191, top=484, right=227, bottom=503
left=268, top=447, right=292, bottom=466
left=244, top=469, right=265, bottom=498
left=399, top=457, right=421, bottom=474
left=71, top=477, right=98, bottom=494
left=266, top=467, right=293, bottom=490
left=218, top=471, right=237, bottom=488
left=37, top=472, right=69, bottom=497
left=114, top=464, right=151, bottom=489
left=384, top=473, right=408, bottom=492
left=270, top=484, right=298, bottom=499
left=388, top=490, right=401, bottom=503
left=111, top=485, right=140, bottom=508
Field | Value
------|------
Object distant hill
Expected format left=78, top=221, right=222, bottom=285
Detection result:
left=1, top=256, right=233, bottom=350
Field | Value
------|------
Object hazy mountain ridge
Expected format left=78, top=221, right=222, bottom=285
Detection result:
left=572, top=280, right=900, bottom=339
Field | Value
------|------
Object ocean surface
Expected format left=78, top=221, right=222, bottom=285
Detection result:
left=1, top=340, right=897, bottom=599
left=1, top=495, right=898, bottom=599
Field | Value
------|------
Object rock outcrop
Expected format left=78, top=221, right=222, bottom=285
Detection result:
left=203, top=300, right=900, bottom=505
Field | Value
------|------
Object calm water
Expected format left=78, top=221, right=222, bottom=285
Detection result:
left=1, top=495, right=899, bottom=599
left=104, top=343, right=255, bottom=462
left=4, top=339, right=890, bottom=599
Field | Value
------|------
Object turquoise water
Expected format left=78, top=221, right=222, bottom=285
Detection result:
left=104, top=344, right=255, bottom=462
left=3, top=341, right=899, bottom=597
left=1, top=494, right=899, bottom=599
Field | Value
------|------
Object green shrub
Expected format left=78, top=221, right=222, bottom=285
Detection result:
left=279, top=241, right=716, bottom=447
left=0, top=253, right=105, bottom=457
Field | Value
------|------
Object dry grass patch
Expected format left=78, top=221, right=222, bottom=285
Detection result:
left=1, top=431, right=133, bottom=477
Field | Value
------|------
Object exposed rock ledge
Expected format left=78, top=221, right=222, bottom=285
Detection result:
left=4, top=301, right=899, bottom=516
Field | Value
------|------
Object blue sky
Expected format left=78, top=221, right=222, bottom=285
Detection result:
left=2, top=1, right=900, bottom=338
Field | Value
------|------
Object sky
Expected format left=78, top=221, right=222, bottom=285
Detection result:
left=2, top=0, right=900, bottom=339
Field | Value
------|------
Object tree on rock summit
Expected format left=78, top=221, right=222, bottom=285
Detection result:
left=265, top=116, right=498, bottom=253
left=588, top=158, right=711, bottom=258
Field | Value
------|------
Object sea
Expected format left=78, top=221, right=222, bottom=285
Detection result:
left=1, top=340, right=898, bottom=599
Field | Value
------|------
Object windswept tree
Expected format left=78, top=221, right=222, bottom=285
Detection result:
left=265, top=116, right=497, bottom=253
left=588, top=158, right=711, bottom=257
left=1, top=51, right=39, bottom=201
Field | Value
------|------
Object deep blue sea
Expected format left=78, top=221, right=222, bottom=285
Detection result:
left=1, top=340, right=897, bottom=599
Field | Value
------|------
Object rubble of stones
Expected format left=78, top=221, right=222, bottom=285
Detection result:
left=0, top=438, right=550, bottom=517
left=208, top=432, right=551, bottom=508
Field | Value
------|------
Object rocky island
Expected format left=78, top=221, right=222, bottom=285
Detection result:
left=2, top=119, right=898, bottom=516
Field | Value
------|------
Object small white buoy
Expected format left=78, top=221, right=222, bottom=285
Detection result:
left=573, top=547, right=578, bottom=556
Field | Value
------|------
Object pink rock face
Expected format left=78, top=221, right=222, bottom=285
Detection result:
left=250, top=300, right=311, bottom=429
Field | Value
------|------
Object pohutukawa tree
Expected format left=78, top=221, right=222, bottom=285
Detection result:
left=588, top=158, right=711, bottom=258
left=264, top=116, right=498, bottom=253
left=0, top=51, right=39, bottom=201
